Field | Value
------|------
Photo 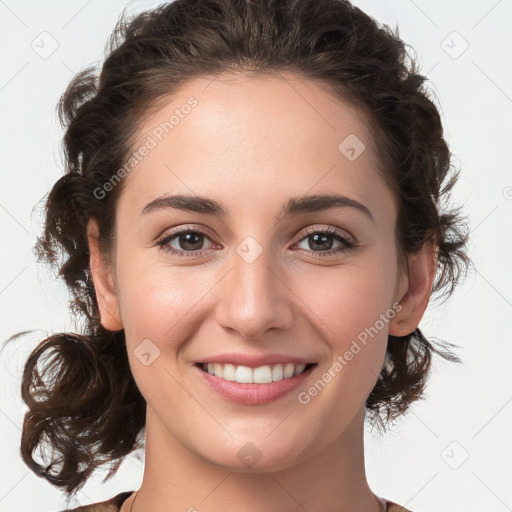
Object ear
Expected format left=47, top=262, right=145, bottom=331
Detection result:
left=86, top=218, right=123, bottom=331
left=388, top=239, right=438, bottom=337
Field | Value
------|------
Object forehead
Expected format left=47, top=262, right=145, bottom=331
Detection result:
left=119, top=71, right=394, bottom=223
left=134, top=70, right=377, bottom=164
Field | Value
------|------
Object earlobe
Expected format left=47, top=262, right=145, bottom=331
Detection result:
left=388, top=241, right=437, bottom=337
left=86, top=218, right=123, bottom=331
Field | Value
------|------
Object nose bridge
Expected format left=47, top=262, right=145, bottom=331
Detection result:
left=215, top=235, right=293, bottom=339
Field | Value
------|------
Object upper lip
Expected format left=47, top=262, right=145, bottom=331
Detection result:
left=196, top=353, right=317, bottom=368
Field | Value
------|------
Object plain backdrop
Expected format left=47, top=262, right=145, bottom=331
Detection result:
left=1, top=1, right=511, bottom=511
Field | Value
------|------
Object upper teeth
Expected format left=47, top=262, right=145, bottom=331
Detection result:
left=202, top=362, right=308, bottom=383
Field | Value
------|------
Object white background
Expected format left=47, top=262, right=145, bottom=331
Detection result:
left=1, top=1, right=511, bottom=511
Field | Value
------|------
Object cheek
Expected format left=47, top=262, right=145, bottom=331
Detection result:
left=117, top=247, right=397, bottom=347
left=292, top=269, right=393, bottom=424
left=294, top=260, right=396, bottom=388
left=118, top=263, right=207, bottom=340
left=115, top=261, right=207, bottom=405
left=297, top=260, right=397, bottom=341
left=117, top=238, right=397, bottom=367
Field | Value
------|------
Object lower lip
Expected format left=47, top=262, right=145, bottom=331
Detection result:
left=194, top=364, right=316, bottom=405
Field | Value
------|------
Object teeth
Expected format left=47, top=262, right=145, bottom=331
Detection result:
left=201, top=362, right=310, bottom=382
left=293, top=363, right=306, bottom=376
left=223, top=363, right=236, bottom=381
left=253, top=365, right=272, bottom=384
left=235, top=365, right=253, bottom=383
left=283, top=362, right=294, bottom=378
left=272, top=364, right=284, bottom=381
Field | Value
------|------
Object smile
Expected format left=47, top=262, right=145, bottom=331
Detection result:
left=198, top=362, right=315, bottom=383
left=194, top=361, right=317, bottom=405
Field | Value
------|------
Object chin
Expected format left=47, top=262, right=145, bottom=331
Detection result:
left=193, top=433, right=312, bottom=473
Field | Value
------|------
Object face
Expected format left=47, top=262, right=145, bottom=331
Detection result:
left=93, top=71, right=411, bottom=472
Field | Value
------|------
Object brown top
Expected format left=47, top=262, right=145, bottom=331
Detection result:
left=59, top=491, right=413, bottom=511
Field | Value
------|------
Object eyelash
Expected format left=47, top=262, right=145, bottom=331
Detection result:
left=156, top=225, right=357, bottom=259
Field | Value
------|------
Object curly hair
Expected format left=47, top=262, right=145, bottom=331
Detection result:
left=3, top=0, right=471, bottom=502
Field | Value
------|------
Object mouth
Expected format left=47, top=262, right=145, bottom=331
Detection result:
left=195, top=361, right=317, bottom=383
left=194, top=361, right=318, bottom=405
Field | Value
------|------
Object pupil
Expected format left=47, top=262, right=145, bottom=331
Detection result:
left=310, top=233, right=332, bottom=251
left=181, top=232, right=203, bottom=250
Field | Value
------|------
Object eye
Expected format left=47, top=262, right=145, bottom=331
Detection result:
left=292, top=226, right=356, bottom=257
left=156, top=227, right=215, bottom=257
left=156, top=225, right=357, bottom=259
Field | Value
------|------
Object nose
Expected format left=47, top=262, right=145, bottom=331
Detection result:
left=214, top=245, right=294, bottom=341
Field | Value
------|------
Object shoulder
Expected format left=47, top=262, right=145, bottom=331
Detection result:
left=57, top=491, right=135, bottom=512
left=385, top=499, right=414, bottom=512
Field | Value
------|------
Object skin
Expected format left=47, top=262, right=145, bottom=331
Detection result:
left=87, top=71, right=436, bottom=512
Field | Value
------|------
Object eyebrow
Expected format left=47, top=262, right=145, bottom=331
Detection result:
left=141, top=193, right=374, bottom=222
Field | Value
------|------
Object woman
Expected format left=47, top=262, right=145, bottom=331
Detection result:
left=9, top=0, right=470, bottom=510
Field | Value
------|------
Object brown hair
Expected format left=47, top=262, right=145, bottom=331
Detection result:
left=3, top=0, right=471, bottom=502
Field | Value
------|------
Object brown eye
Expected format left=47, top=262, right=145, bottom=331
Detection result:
left=157, top=228, right=215, bottom=257
left=293, top=227, right=356, bottom=257
left=174, top=232, right=206, bottom=251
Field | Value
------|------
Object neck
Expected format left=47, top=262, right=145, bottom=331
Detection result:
left=127, top=406, right=383, bottom=512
